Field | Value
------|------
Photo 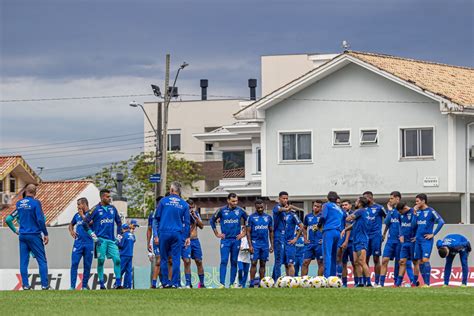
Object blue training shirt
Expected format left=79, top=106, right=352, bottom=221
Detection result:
left=437, top=234, right=470, bottom=253
left=84, top=204, right=122, bottom=241
left=304, top=213, right=322, bottom=245
left=272, top=204, right=287, bottom=237
left=16, top=197, right=48, bottom=236
left=284, top=211, right=302, bottom=242
left=153, top=194, right=190, bottom=238
left=351, top=208, right=369, bottom=245
left=320, top=202, right=344, bottom=232
left=118, top=231, right=136, bottom=257
left=415, top=207, right=445, bottom=243
left=210, top=205, right=248, bottom=239
left=295, top=236, right=305, bottom=257
left=366, top=203, right=386, bottom=237
left=385, top=209, right=401, bottom=243
left=71, top=212, right=92, bottom=245
left=247, top=212, right=273, bottom=248
left=398, top=208, right=416, bottom=241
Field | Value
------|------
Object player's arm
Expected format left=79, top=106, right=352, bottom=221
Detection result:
left=183, top=204, right=191, bottom=239
left=35, top=201, right=49, bottom=244
left=83, top=208, right=100, bottom=242
left=114, top=208, right=123, bottom=235
left=382, top=213, right=390, bottom=242
left=237, top=210, right=248, bottom=240
left=5, top=210, right=19, bottom=235
left=297, top=222, right=308, bottom=243
left=146, top=218, right=152, bottom=252
left=246, top=224, right=253, bottom=253
left=429, top=211, right=445, bottom=239
left=317, top=204, right=328, bottom=228
left=269, top=224, right=274, bottom=253
left=289, top=204, right=304, bottom=212
left=193, top=211, right=204, bottom=229
left=210, top=208, right=224, bottom=239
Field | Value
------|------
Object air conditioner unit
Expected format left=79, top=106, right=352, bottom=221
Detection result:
left=0, top=193, right=13, bottom=205
left=470, top=146, right=474, bottom=160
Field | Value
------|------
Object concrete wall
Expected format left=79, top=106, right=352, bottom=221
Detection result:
left=264, top=63, right=453, bottom=199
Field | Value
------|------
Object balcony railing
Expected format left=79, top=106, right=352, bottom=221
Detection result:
left=204, top=151, right=223, bottom=161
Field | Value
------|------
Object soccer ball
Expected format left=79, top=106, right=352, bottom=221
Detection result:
left=309, top=276, right=323, bottom=288
left=300, top=276, right=312, bottom=288
left=327, top=276, right=342, bottom=288
left=320, top=276, right=328, bottom=288
left=260, top=276, right=275, bottom=288
left=288, top=277, right=299, bottom=288
left=276, top=276, right=285, bottom=288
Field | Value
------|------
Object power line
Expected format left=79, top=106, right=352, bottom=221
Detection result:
left=24, top=145, right=145, bottom=161
left=0, top=93, right=154, bottom=103
left=40, top=161, right=120, bottom=173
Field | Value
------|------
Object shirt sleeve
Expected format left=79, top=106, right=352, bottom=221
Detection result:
left=241, top=209, right=249, bottom=225
left=384, top=212, right=391, bottom=226
left=210, top=208, right=222, bottom=230
left=183, top=203, right=191, bottom=238
left=71, top=214, right=77, bottom=226
left=35, top=201, right=48, bottom=236
left=115, top=208, right=123, bottom=235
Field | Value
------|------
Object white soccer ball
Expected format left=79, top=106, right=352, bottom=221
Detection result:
left=260, top=276, right=275, bottom=288
left=300, top=276, right=312, bottom=288
left=276, top=276, right=285, bottom=288
left=288, top=277, right=299, bottom=288
left=320, top=276, right=328, bottom=288
left=327, top=276, right=342, bottom=288
left=309, top=276, right=323, bottom=288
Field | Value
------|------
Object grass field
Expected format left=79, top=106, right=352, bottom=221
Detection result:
left=0, top=287, right=472, bottom=315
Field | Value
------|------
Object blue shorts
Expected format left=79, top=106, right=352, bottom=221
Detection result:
left=383, top=241, right=401, bottom=260
left=414, top=240, right=433, bottom=260
left=190, top=239, right=203, bottom=260
left=153, top=243, right=160, bottom=256
left=353, top=242, right=368, bottom=253
left=181, top=240, right=191, bottom=260
left=283, top=242, right=296, bottom=265
left=400, top=242, right=414, bottom=260
left=342, top=245, right=354, bottom=264
left=251, top=245, right=269, bottom=262
left=304, top=243, right=323, bottom=261
left=367, top=235, right=382, bottom=257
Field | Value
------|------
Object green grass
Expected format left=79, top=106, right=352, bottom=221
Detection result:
left=0, top=288, right=472, bottom=315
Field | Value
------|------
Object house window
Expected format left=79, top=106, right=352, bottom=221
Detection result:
left=223, top=151, right=245, bottom=178
left=0, top=180, right=3, bottom=192
left=281, top=132, right=312, bottom=161
left=9, top=176, right=16, bottom=193
left=401, top=128, right=434, bottom=158
left=167, top=130, right=181, bottom=151
left=256, top=147, right=261, bottom=173
left=205, top=143, right=213, bottom=152
left=360, top=129, right=378, bottom=145
left=333, top=130, right=351, bottom=146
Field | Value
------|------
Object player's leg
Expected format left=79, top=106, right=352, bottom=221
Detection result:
left=19, top=235, right=31, bottom=289
left=159, top=233, right=171, bottom=287
left=219, top=239, right=230, bottom=287
left=151, top=245, right=161, bottom=288
left=249, top=260, right=258, bottom=287
left=336, top=243, right=344, bottom=279
left=328, top=230, right=339, bottom=277
left=106, top=240, right=122, bottom=288
left=294, top=255, right=301, bottom=276
left=70, top=245, right=82, bottom=289
left=459, top=251, right=468, bottom=286
left=259, top=258, right=267, bottom=280
left=82, top=243, right=93, bottom=289
left=272, top=237, right=283, bottom=281
left=182, top=245, right=192, bottom=288
left=372, top=235, right=382, bottom=285
left=393, top=243, right=401, bottom=284
left=405, top=260, right=415, bottom=284
left=341, top=247, right=351, bottom=287
left=443, top=254, right=454, bottom=286
left=420, top=240, right=433, bottom=286
left=237, top=261, right=244, bottom=287
left=28, top=234, right=49, bottom=289
left=285, top=242, right=296, bottom=277
left=170, top=233, right=181, bottom=287
left=242, top=262, right=250, bottom=288
left=353, top=250, right=363, bottom=287
left=229, top=239, right=240, bottom=286
left=192, top=240, right=205, bottom=288
left=359, top=249, right=371, bottom=287
left=96, top=239, right=107, bottom=289
left=302, top=244, right=313, bottom=276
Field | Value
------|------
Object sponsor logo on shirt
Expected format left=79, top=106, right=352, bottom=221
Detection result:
left=401, top=222, right=412, bottom=227
left=223, top=219, right=239, bottom=224
left=254, top=225, right=269, bottom=230
left=100, top=218, right=114, bottom=225
left=417, top=220, right=427, bottom=225
left=390, top=218, right=399, bottom=223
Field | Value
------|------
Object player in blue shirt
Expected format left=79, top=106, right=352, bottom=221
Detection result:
left=210, top=192, right=248, bottom=288
left=302, top=200, right=324, bottom=277
left=362, top=191, right=386, bottom=286
left=294, top=234, right=305, bottom=276
left=68, top=197, right=93, bottom=290
left=396, top=201, right=418, bottom=287
left=338, top=200, right=355, bottom=287
left=247, top=199, right=273, bottom=288
left=271, top=191, right=290, bottom=281
left=283, top=205, right=306, bottom=277
left=437, top=234, right=471, bottom=286
left=14, top=184, right=49, bottom=290
left=413, top=194, right=445, bottom=287
left=341, top=197, right=371, bottom=287
left=318, top=191, right=344, bottom=278
left=118, top=223, right=136, bottom=289
left=147, top=196, right=163, bottom=288
left=153, top=182, right=190, bottom=288
left=83, top=188, right=123, bottom=289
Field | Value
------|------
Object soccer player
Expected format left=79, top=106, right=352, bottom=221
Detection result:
left=342, top=197, right=371, bottom=287
left=363, top=191, right=386, bottom=286
left=283, top=203, right=307, bottom=277
left=187, top=199, right=206, bottom=288
left=237, top=231, right=251, bottom=288
left=302, top=200, right=324, bottom=277
left=13, top=184, right=49, bottom=290
left=272, top=191, right=290, bottom=281
left=318, top=191, right=344, bottom=278
left=380, top=192, right=401, bottom=287
left=396, top=201, right=418, bottom=287
left=83, top=188, right=123, bottom=289
left=68, top=197, right=93, bottom=290
left=153, top=182, right=190, bottom=288
left=247, top=199, right=273, bottom=288
left=118, top=223, right=136, bottom=289
left=413, top=193, right=445, bottom=287
left=294, top=234, right=305, bottom=276
left=210, top=192, right=248, bottom=288
left=147, top=196, right=163, bottom=288
left=338, top=200, right=355, bottom=287
left=436, top=234, right=471, bottom=287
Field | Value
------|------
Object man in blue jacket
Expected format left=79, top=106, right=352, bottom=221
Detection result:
left=153, top=182, right=190, bottom=288
left=15, top=184, right=50, bottom=290
left=210, top=192, right=248, bottom=288
left=437, top=234, right=471, bottom=287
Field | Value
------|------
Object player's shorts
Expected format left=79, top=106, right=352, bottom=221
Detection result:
left=304, top=243, right=323, bottom=261
left=153, top=243, right=160, bottom=256
left=96, top=238, right=120, bottom=262
left=414, top=240, right=434, bottom=260
left=342, top=244, right=354, bottom=264
left=251, top=245, right=269, bottom=262
left=190, top=239, right=203, bottom=260
left=353, top=241, right=368, bottom=253
left=367, top=234, right=382, bottom=257
left=283, top=242, right=296, bottom=265
left=181, top=239, right=192, bottom=260
left=399, top=242, right=414, bottom=260
left=383, top=241, right=401, bottom=260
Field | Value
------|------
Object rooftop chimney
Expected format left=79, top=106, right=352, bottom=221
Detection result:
left=200, top=79, right=208, bottom=100
left=248, top=79, right=257, bottom=101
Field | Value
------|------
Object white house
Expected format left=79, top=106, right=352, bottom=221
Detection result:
left=194, top=51, right=474, bottom=224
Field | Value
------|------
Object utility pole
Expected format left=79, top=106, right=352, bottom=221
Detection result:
left=155, top=100, right=162, bottom=205
left=160, top=54, right=170, bottom=196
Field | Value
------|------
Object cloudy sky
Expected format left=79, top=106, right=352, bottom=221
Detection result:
left=1, top=0, right=473, bottom=180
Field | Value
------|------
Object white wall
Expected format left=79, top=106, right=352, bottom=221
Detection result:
left=52, top=183, right=100, bottom=226
left=264, top=62, right=451, bottom=198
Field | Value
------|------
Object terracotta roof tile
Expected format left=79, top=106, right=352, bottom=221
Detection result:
left=0, top=155, right=40, bottom=182
left=0, top=180, right=92, bottom=226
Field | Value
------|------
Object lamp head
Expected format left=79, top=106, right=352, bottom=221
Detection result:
left=151, top=84, right=161, bottom=97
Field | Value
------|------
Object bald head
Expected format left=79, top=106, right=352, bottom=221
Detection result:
left=25, top=184, right=37, bottom=197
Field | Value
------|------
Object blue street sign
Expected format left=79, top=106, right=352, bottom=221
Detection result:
left=149, top=173, right=161, bottom=183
